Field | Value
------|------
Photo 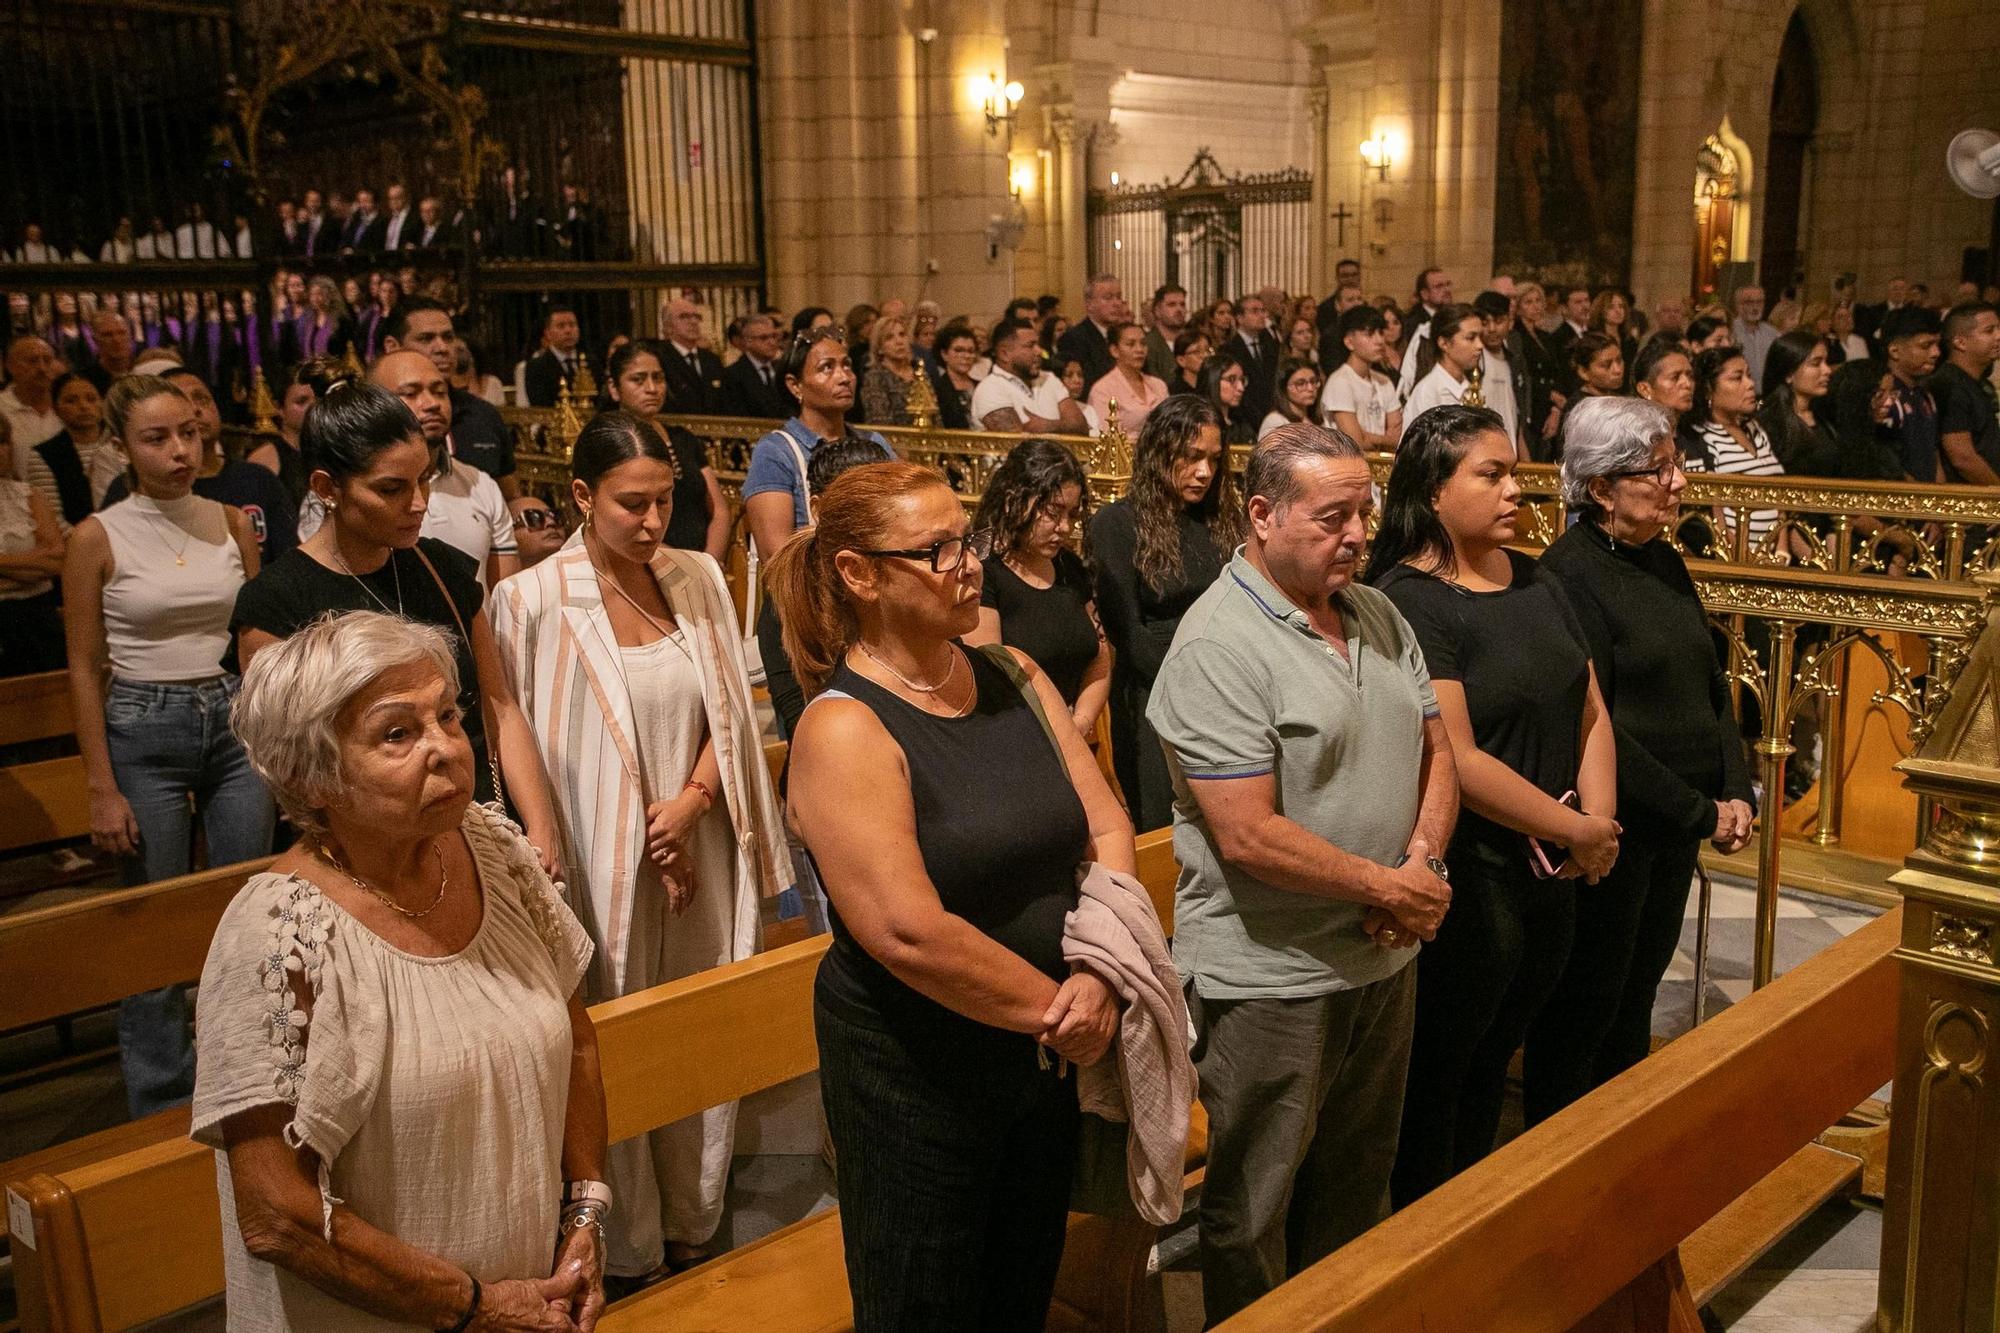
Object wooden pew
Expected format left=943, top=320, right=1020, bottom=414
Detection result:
left=6, top=821, right=1191, bottom=1333
left=0, top=757, right=91, bottom=854
left=1216, top=909, right=1901, bottom=1331
left=0, top=671, right=72, bottom=749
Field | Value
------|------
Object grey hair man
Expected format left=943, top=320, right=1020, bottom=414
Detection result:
left=1148, top=421, right=1458, bottom=1324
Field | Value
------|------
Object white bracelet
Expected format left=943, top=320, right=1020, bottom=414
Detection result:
left=563, top=1179, right=613, bottom=1210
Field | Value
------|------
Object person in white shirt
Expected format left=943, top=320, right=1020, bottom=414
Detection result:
left=971, top=318, right=1088, bottom=434
left=299, top=351, right=521, bottom=588
left=13, top=223, right=58, bottom=264
left=99, top=218, right=137, bottom=264
left=1320, top=305, right=1404, bottom=449
left=1730, top=285, right=1779, bottom=386
left=381, top=183, right=416, bottom=251
left=1471, top=291, right=1524, bottom=455
left=133, top=217, right=176, bottom=259
left=173, top=204, right=230, bottom=259
left=2, top=335, right=66, bottom=469
left=1401, top=304, right=1486, bottom=424
left=1397, top=267, right=1455, bottom=398
left=1257, top=357, right=1323, bottom=439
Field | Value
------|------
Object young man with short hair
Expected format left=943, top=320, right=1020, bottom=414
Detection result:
left=1319, top=305, right=1403, bottom=450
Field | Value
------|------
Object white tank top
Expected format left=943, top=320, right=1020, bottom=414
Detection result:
left=96, top=492, right=246, bottom=682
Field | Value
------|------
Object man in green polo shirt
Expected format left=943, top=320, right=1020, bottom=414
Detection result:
left=1150, top=421, right=1458, bottom=1324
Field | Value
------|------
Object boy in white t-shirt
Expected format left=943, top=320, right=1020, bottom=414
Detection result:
left=1317, top=304, right=1404, bottom=449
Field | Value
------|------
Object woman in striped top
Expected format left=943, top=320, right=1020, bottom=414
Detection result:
left=1680, top=346, right=1807, bottom=563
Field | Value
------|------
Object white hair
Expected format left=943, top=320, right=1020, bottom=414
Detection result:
left=1559, top=397, right=1675, bottom=511
left=231, top=610, right=462, bottom=838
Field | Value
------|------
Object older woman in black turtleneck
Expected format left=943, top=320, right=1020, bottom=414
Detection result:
left=1524, top=396, right=1755, bottom=1123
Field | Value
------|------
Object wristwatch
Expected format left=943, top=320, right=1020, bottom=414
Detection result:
left=564, top=1179, right=613, bottom=1210
left=1424, top=856, right=1450, bottom=883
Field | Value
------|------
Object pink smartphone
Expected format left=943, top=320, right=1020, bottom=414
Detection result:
left=1527, top=791, right=1581, bottom=879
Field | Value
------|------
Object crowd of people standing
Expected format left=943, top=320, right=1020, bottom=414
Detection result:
left=3, top=245, right=1996, bottom=1331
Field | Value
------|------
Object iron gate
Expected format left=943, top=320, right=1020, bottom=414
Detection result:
left=1087, top=150, right=1311, bottom=307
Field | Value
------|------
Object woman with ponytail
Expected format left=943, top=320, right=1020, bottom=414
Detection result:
left=769, top=460, right=1137, bottom=1329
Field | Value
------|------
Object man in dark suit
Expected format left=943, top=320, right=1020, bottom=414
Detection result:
left=342, top=188, right=387, bottom=253
left=1224, top=292, right=1281, bottom=421
left=274, top=200, right=303, bottom=257
left=298, top=189, right=332, bottom=258
left=489, top=166, right=543, bottom=258
left=659, top=294, right=725, bottom=414
left=718, top=312, right=795, bottom=418
left=413, top=196, right=458, bottom=251
left=524, top=306, right=585, bottom=407
left=1854, top=275, right=1911, bottom=357
left=1055, top=272, right=1122, bottom=388
left=380, top=183, right=417, bottom=252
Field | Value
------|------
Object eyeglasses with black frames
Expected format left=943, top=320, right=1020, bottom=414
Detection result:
left=1604, top=454, right=1687, bottom=488
left=858, top=527, right=997, bottom=573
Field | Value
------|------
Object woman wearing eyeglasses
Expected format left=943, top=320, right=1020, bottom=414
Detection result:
left=1525, top=397, right=1753, bottom=1123
left=491, top=410, right=790, bottom=1283
left=1366, top=404, right=1619, bottom=1205
left=767, top=460, right=1136, bottom=1330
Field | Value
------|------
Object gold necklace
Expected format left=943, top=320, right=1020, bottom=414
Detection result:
left=858, top=642, right=971, bottom=717
left=320, top=840, right=450, bottom=919
left=137, top=499, right=195, bottom=567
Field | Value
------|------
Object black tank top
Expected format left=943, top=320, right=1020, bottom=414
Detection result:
left=813, top=645, right=1090, bottom=1073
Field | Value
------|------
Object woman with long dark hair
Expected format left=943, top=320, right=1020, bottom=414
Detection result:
left=1366, top=403, right=1618, bottom=1203
left=1587, top=289, right=1638, bottom=388
left=1089, top=394, right=1244, bottom=830
left=1168, top=329, right=1211, bottom=396
left=1194, top=354, right=1255, bottom=445
left=228, top=379, right=561, bottom=864
left=492, top=410, right=788, bottom=1281
left=1755, top=329, right=1840, bottom=477
left=1258, top=356, right=1323, bottom=438
left=605, top=339, right=732, bottom=560
left=1680, top=345, right=1802, bottom=560
left=966, top=438, right=1110, bottom=735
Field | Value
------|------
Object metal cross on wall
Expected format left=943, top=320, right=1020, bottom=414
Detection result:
left=1331, top=201, right=1354, bottom=246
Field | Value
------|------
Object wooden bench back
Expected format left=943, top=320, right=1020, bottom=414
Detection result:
left=1217, top=909, right=1902, bottom=1331
left=0, top=671, right=73, bottom=749
left=8, top=934, right=836, bottom=1332
left=0, top=757, right=91, bottom=854
left=0, top=740, right=792, bottom=1030
left=0, top=859, right=271, bottom=1033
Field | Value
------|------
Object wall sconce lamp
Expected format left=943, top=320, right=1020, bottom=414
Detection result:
left=1010, top=163, right=1037, bottom=198
left=975, top=72, right=1025, bottom=137
left=1360, top=133, right=1394, bottom=182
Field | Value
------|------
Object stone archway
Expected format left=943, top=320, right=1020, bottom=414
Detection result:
left=1759, top=10, right=1819, bottom=297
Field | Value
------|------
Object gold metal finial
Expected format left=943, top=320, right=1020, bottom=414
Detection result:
left=571, top=351, right=597, bottom=406
left=249, top=373, right=279, bottom=436
left=1464, top=356, right=1486, bottom=408
left=343, top=342, right=365, bottom=377
left=1084, top=399, right=1132, bottom=504
left=552, top=377, right=582, bottom=461
left=904, top=370, right=939, bottom=429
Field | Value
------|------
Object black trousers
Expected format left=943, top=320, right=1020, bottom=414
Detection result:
left=1109, top=675, right=1175, bottom=835
left=816, top=1002, right=1079, bottom=1333
left=1391, top=847, right=1575, bottom=1206
left=1523, top=826, right=1702, bottom=1124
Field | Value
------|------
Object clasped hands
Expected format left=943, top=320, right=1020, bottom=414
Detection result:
left=644, top=787, right=710, bottom=914
left=1038, top=967, right=1122, bottom=1067
left=472, top=1219, right=604, bottom=1331
left=1711, top=798, right=1754, bottom=854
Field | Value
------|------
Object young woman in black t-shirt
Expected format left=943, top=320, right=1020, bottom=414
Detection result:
left=1366, top=403, right=1620, bottom=1205
left=965, top=438, right=1110, bottom=735
left=605, top=340, right=732, bottom=561
left=228, top=380, right=562, bottom=875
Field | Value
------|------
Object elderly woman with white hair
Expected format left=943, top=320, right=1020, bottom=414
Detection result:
left=1522, top=396, right=1755, bottom=1124
left=192, top=610, right=610, bottom=1332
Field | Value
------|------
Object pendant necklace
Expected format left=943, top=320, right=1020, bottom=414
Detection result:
left=332, top=544, right=404, bottom=615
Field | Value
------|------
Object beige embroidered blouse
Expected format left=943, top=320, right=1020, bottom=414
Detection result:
left=190, top=803, right=594, bottom=1330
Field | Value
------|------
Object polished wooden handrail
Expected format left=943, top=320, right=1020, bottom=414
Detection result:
left=1219, top=910, right=1900, bottom=1331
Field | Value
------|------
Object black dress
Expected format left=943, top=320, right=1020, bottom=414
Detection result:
left=978, top=549, right=1100, bottom=705
left=660, top=422, right=713, bottom=553
left=810, top=646, right=1087, bottom=1330
left=1374, top=551, right=1592, bottom=1204
left=1526, top=521, right=1755, bottom=1119
left=226, top=539, right=497, bottom=802
left=1088, top=498, right=1227, bottom=832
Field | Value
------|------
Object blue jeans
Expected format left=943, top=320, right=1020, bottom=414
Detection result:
left=105, top=676, right=274, bottom=1117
